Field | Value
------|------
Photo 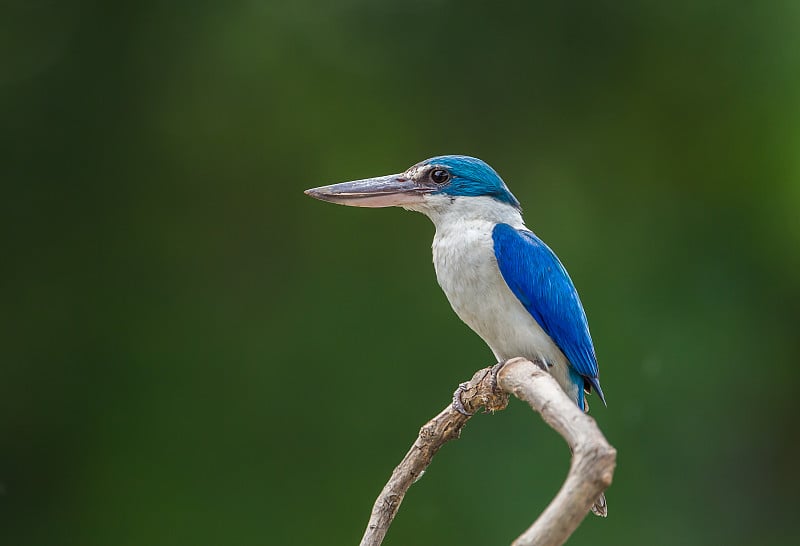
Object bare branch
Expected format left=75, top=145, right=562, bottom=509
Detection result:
left=498, top=358, right=617, bottom=546
left=359, top=366, right=508, bottom=546
left=359, top=358, right=616, bottom=546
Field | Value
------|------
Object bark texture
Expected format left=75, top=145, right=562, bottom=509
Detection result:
left=359, top=357, right=616, bottom=546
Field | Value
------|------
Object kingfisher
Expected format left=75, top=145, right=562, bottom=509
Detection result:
left=304, top=155, right=605, bottom=413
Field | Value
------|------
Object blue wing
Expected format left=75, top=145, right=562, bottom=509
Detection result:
left=492, top=223, right=605, bottom=405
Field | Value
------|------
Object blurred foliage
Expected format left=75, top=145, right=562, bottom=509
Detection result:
left=1, top=1, right=799, bottom=544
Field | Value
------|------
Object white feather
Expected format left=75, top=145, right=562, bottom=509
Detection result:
left=405, top=195, right=579, bottom=401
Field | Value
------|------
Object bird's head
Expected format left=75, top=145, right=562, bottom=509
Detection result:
left=305, top=156, right=520, bottom=217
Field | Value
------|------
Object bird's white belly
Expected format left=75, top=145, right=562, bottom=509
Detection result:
left=432, top=221, right=578, bottom=400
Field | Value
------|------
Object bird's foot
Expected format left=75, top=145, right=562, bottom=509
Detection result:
left=452, top=363, right=514, bottom=416
left=452, top=382, right=474, bottom=416
left=489, top=357, right=549, bottom=391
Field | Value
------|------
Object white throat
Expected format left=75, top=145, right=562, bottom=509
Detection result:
left=405, top=194, right=525, bottom=230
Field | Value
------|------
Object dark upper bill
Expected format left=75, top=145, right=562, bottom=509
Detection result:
left=304, top=174, right=431, bottom=208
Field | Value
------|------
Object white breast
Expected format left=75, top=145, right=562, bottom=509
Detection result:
left=423, top=196, right=578, bottom=401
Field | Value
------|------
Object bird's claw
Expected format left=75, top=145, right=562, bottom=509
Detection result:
left=452, top=382, right=474, bottom=416
left=489, top=359, right=512, bottom=392
left=453, top=361, right=511, bottom=416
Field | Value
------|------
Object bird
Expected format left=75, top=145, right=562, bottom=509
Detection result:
left=304, top=155, right=605, bottom=413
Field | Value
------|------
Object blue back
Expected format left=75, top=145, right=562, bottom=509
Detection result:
left=421, top=156, right=521, bottom=208
left=492, top=223, right=605, bottom=407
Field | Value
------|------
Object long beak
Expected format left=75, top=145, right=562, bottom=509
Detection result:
left=304, top=174, right=430, bottom=208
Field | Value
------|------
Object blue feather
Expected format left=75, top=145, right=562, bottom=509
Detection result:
left=421, top=156, right=521, bottom=208
left=492, top=223, right=605, bottom=406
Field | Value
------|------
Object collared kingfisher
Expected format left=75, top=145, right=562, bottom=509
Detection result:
left=305, top=155, right=605, bottom=413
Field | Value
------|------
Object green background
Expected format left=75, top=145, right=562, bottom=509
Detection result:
left=2, top=1, right=799, bottom=544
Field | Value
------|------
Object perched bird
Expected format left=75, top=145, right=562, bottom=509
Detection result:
left=304, top=155, right=605, bottom=413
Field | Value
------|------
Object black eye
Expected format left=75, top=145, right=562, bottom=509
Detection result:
left=430, top=169, right=450, bottom=184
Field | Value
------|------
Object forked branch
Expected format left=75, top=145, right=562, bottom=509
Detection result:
left=359, top=357, right=616, bottom=546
